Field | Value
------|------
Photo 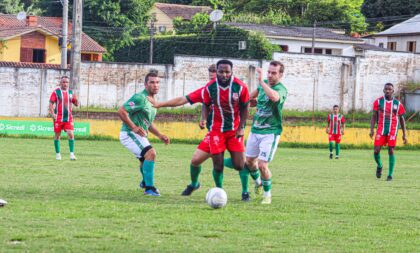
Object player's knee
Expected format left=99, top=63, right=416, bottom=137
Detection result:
left=144, top=148, right=157, bottom=160
left=191, top=158, right=201, bottom=167
left=388, top=148, right=394, bottom=155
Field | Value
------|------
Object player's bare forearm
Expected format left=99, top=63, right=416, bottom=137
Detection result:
left=148, top=124, right=162, bottom=138
left=250, top=89, right=259, bottom=100
left=161, top=97, right=188, bottom=108
left=400, top=115, right=407, bottom=142
left=117, top=106, right=137, bottom=130
left=370, top=111, right=377, bottom=137
left=260, top=80, right=279, bottom=102
left=49, top=102, right=56, bottom=119
left=202, top=104, right=210, bottom=121
left=239, top=103, right=249, bottom=130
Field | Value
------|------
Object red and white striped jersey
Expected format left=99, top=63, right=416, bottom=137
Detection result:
left=203, top=77, right=250, bottom=133
left=49, top=87, right=77, bottom=123
left=327, top=114, right=345, bottom=135
left=373, top=96, right=405, bottom=136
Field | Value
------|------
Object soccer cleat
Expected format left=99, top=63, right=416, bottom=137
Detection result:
left=387, top=176, right=393, bottom=181
left=329, top=154, right=333, bottom=159
left=56, top=153, right=62, bottom=160
left=70, top=153, right=77, bottom=161
left=144, top=186, right=161, bottom=196
left=376, top=166, right=382, bottom=178
left=241, top=192, right=250, bottom=202
left=181, top=184, right=200, bottom=196
left=139, top=180, right=146, bottom=189
left=255, top=183, right=263, bottom=195
left=335, top=156, right=339, bottom=159
left=261, top=196, right=272, bottom=205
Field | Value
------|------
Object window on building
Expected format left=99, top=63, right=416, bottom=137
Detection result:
left=279, top=45, right=289, bottom=52
left=325, top=49, right=332, bottom=55
left=81, top=53, right=92, bottom=61
left=303, top=47, right=312, bottom=53
left=387, top=42, right=397, bottom=51
left=378, top=43, right=384, bottom=48
left=32, top=49, right=45, bottom=63
left=407, top=41, right=416, bottom=53
left=158, top=26, right=166, bottom=33
left=314, top=48, right=323, bottom=54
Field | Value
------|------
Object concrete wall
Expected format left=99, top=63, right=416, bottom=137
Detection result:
left=1, top=51, right=419, bottom=117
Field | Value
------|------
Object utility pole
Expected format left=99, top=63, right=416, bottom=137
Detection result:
left=71, top=0, right=83, bottom=92
left=149, top=13, right=155, bottom=64
left=61, top=0, right=68, bottom=69
left=311, top=20, right=316, bottom=54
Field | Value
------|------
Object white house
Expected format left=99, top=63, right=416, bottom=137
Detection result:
left=226, top=22, right=365, bottom=57
left=368, top=14, right=420, bottom=53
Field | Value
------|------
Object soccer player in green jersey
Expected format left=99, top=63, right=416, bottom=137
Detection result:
left=117, top=71, right=170, bottom=196
left=245, top=61, right=287, bottom=204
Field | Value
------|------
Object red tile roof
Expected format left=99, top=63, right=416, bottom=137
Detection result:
left=0, top=14, right=106, bottom=53
left=154, top=3, right=212, bottom=20
left=0, top=61, right=65, bottom=69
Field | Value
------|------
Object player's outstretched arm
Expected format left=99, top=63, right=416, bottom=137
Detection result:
left=117, top=106, right=146, bottom=136
left=369, top=111, right=377, bottom=138
left=149, top=123, right=170, bottom=145
left=399, top=115, right=407, bottom=144
left=147, top=96, right=188, bottom=108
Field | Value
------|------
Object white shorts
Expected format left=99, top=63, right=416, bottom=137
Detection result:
left=245, top=133, right=280, bottom=162
left=120, top=131, right=152, bottom=161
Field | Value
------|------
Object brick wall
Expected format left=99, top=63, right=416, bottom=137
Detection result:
left=20, top=31, right=45, bottom=49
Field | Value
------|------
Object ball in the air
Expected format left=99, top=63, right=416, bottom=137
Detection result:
left=206, top=187, right=227, bottom=209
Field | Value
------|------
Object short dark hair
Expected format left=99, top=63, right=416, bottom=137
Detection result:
left=145, top=71, right=158, bottom=84
left=384, top=82, right=394, bottom=88
left=333, top=105, right=339, bottom=108
left=208, top=64, right=217, bottom=73
left=216, top=59, right=233, bottom=69
left=270, top=61, right=284, bottom=73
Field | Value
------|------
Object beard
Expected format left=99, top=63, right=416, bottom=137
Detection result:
left=217, top=76, right=231, bottom=86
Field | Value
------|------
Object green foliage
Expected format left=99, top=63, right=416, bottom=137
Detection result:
left=173, top=13, right=211, bottom=34
left=0, top=0, right=25, bottom=14
left=361, top=0, right=420, bottom=18
left=114, top=25, right=278, bottom=63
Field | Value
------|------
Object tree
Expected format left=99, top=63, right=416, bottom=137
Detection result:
left=362, top=0, right=420, bottom=18
left=0, top=0, right=25, bottom=14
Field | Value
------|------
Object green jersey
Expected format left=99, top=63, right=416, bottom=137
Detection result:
left=251, top=81, right=287, bottom=135
left=121, top=89, right=156, bottom=134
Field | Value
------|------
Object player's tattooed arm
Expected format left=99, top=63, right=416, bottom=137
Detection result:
left=117, top=106, right=147, bottom=136
left=399, top=115, right=407, bottom=144
left=256, top=68, right=279, bottom=102
left=249, top=89, right=259, bottom=107
left=149, top=123, right=170, bottom=145
left=369, top=110, right=378, bottom=139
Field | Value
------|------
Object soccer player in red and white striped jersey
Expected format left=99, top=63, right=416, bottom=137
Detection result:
left=49, top=76, right=79, bottom=160
left=326, top=105, right=345, bottom=159
left=369, top=83, right=407, bottom=181
left=202, top=59, right=250, bottom=189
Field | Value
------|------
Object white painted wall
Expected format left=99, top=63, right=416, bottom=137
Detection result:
left=269, top=38, right=357, bottom=56
left=1, top=51, right=419, bottom=117
left=373, top=35, right=420, bottom=52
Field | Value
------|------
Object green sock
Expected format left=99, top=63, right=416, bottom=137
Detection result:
left=262, top=178, right=272, bottom=192
left=69, top=139, right=75, bottom=153
left=239, top=168, right=249, bottom=193
left=212, top=169, right=224, bottom=188
left=54, top=139, right=60, bottom=153
left=374, top=153, right=383, bottom=168
left=249, top=168, right=260, bottom=181
left=389, top=154, right=396, bottom=177
left=143, top=160, right=155, bottom=187
left=329, top=142, right=333, bottom=153
left=224, top=158, right=234, bottom=169
left=190, top=164, right=202, bottom=187
left=139, top=163, right=144, bottom=179
left=336, top=143, right=340, bottom=156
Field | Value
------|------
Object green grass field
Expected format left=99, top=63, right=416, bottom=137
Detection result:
left=1, top=138, right=419, bottom=252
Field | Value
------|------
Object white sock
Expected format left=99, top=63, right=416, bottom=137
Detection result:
left=264, top=190, right=271, bottom=197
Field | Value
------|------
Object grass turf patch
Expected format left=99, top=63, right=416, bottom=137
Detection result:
left=0, top=138, right=419, bottom=252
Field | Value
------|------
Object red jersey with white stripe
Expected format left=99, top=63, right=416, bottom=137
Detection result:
left=49, top=87, right=77, bottom=123
left=373, top=96, right=405, bottom=136
left=203, top=77, right=250, bottom=133
left=327, top=114, right=345, bottom=135
left=186, top=86, right=205, bottom=104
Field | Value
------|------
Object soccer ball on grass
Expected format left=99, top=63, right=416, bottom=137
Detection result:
left=205, top=188, right=227, bottom=209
